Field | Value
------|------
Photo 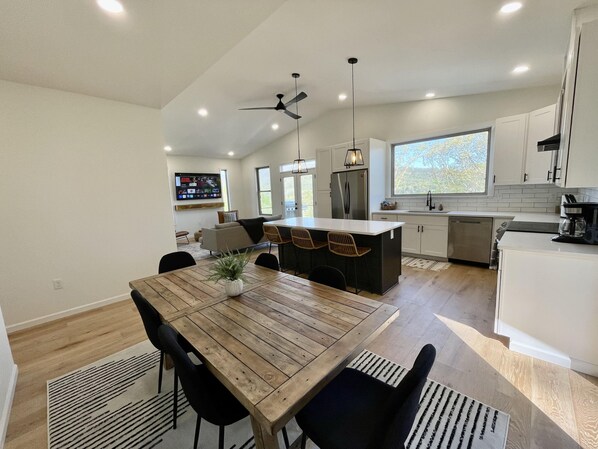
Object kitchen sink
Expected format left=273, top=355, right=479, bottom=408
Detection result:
left=406, top=210, right=449, bottom=213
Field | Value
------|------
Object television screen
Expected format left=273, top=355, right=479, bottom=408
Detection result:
left=174, top=173, right=222, bottom=201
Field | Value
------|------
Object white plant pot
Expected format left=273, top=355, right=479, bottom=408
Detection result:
left=224, top=279, right=244, bottom=297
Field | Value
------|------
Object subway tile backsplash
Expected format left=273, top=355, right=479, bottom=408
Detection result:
left=579, top=188, right=598, bottom=202
left=386, top=184, right=580, bottom=213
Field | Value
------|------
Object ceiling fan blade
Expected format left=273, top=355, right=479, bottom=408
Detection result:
left=284, top=110, right=301, bottom=120
left=284, top=91, right=307, bottom=107
left=238, top=107, right=277, bottom=110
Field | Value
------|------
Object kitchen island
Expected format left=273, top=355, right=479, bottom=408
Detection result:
left=267, top=217, right=404, bottom=294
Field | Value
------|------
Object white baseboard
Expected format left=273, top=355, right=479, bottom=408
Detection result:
left=509, top=340, right=571, bottom=369
left=6, top=294, right=129, bottom=334
left=571, top=358, right=598, bottom=377
left=0, top=364, right=18, bottom=449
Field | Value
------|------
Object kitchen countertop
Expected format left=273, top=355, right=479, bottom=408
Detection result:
left=498, top=232, right=598, bottom=257
left=371, top=209, right=561, bottom=222
left=268, top=217, right=403, bottom=236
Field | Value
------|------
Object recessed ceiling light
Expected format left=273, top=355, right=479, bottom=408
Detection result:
left=164, top=146, right=172, bottom=152
left=227, top=151, right=234, bottom=156
left=500, top=2, right=523, bottom=14
left=425, top=92, right=436, bottom=98
left=512, top=65, right=530, bottom=74
left=197, top=108, right=208, bottom=117
left=271, top=123, right=279, bottom=130
left=97, top=0, right=124, bottom=14
left=338, top=93, right=348, bottom=101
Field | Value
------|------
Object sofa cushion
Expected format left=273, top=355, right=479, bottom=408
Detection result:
left=265, top=214, right=283, bottom=222
left=222, top=211, right=239, bottom=222
left=215, top=222, right=241, bottom=229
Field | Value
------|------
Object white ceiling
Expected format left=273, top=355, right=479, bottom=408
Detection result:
left=2, top=0, right=597, bottom=159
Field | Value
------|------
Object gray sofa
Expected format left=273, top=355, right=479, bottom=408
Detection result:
left=200, top=215, right=282, bottom=253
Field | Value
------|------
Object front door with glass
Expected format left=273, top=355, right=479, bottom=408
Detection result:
left=281, top=172, right=315, bottom=218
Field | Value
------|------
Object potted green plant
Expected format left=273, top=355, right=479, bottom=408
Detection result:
left=207, top=249, right=250, bottom=297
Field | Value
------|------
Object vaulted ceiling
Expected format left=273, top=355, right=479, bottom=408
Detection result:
left=2, top=0, right=597, bottom=158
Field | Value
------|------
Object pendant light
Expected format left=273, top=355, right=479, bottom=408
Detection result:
left=344, top=57, right=364, bottom=168
left=291, top=73, right=307, bottom=174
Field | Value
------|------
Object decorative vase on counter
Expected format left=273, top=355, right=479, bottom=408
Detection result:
left=224, top=279, right=244, bottom=297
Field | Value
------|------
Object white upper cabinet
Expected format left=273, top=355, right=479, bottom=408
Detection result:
left=493, top=114, right=528, bottom=185
left=331, top=139, right=370, bottom=173
left=493, top=105, right=557, bottom=186
left=524, top=104, right=557, bottom=184
left=564, top=19, right=598, bottom=187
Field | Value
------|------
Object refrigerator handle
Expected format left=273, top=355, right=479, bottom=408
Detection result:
left=344, top=179, right=351, bottom=216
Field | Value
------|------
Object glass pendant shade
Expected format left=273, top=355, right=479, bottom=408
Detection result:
left=292, top=158, right=308, bottom=174
left=344, top=148, right=364, bottom=167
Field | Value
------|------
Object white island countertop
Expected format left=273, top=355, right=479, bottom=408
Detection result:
left=267, top=217, right=404, bottom=236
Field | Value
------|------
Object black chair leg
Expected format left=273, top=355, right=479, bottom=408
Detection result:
left=158, top=351, right=164, bottom=394
left=293, top=246, right=300, bottom=275
left=173, top=369, right=178, bottom=429
left=269, top=242, right=272, bottom=254
left=282, top=426, right=290, bottom=449
left=301, top=433, right=307, bottom=449
left=193, top=415, right=201, bottom=449
left=218, top=425, right=225, bottom=449
left=353, top=258, right=359, bottom=294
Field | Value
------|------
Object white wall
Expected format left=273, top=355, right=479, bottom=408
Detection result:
left=0, top=306, right=17, bottom=448
left=0, top=80, right=176, bottom=329
left=166, top=156, right=244, bottom=234
left=239, top=85, right=560, bottom=217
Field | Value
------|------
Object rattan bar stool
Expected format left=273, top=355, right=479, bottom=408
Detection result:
left=327, top=232, right=371, bottom=294
left=291, top=227, right=328, bottom=275
left=263, top=224, right=293, bottom=270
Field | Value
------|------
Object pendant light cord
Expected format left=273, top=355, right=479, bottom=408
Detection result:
left=295, top=77, right=301, bottom=160
left=351, top=61, right=356, bottom=149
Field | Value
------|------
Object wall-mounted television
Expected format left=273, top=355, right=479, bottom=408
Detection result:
left=174, top=173, right=222, bottom=201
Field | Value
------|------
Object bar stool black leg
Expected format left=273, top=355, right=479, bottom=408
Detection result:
left=353, top=258, right=360, bottom=294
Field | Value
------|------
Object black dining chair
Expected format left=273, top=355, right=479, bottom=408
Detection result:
left=131, top=289, right=193, bottom=429
left=296, top=344, right=437, bottom=449
left=255, top=253, right=280, bottom=271
left=158, top=325, right=249, bottom=449
left=158, top=251, right=196, bottom=274
left=308, top=265, right=347, bottom=291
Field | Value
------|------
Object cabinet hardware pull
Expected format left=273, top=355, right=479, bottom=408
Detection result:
left=421, top=225, right=424, bottom=233
left=547, top=170, right=552, bottom=181
left=524, top=173, right=528, bottom=182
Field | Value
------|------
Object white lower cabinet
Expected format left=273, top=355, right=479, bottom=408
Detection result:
left=395, top=214, right=448, bottom=258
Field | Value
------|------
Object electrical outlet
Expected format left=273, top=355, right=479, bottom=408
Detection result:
left=52, top=279, right=63, bottom=290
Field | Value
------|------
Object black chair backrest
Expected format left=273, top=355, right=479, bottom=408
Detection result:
left=158, top=251, right=196, bottom=274
left=131, top=290, right=163, bottom=351
left=158, top=325, right=243, bottom=424
left=368, top=344, right=437, bottom=449
left=308, top=265, right=347, bottom=291
left=255, top=253, right=280, bottom=271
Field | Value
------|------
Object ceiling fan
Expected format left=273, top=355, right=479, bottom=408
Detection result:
left=239, top=73, right=307, bottom=120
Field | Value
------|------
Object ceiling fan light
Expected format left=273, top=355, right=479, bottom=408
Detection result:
left=344, top=148, right=364, bottom=167
left=292, top=158, right=308, bottom=174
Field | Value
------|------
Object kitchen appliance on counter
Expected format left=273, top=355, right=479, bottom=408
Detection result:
left=553, top=202, right=598, bottom=244
left=448, top=217, right=493, bottom=264
left=331, top=169, right=368, bottom=220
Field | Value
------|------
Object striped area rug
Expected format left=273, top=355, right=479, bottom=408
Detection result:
left=402, top=256, right=452, bottom=271
left=47, top=342, right=509, bottom=449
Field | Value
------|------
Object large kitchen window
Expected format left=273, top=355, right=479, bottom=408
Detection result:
left=392, top=128, right=491, bottom=196
left=256, top=166, right=272, bottom=215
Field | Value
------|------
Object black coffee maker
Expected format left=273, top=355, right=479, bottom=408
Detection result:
left=553, top=202, right=598, bottom=244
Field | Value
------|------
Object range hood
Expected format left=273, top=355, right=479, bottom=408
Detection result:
left=537, top=133, right=561, bottom=152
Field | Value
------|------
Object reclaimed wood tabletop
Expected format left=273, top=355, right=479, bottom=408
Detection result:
left=156, top=270, right=400, bottom=449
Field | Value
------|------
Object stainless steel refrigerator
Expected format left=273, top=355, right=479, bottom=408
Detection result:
left=331, top=169, right=368, bottom=220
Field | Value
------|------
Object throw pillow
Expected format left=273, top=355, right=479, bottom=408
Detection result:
left=222, top=211, right=238, bottom=223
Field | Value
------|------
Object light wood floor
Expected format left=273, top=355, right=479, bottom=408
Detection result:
left=5, top=251, right=598, bottom=449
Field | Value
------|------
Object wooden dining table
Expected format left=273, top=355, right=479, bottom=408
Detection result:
left=129, top=263, right=400, bottom=449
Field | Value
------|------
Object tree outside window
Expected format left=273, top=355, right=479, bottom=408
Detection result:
left=392, top=129, right=491, bottom=196
left=256, top=166, right=272, bottom=215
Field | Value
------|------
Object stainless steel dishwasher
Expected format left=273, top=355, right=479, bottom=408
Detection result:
left=448, top=217, right=493, bottom=264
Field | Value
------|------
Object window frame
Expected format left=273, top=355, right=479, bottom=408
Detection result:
left=256, top=166, right=273, bottom=215
left=219, top=169, right=230, bottom=211
left=390, top=127, right=492, bottom=198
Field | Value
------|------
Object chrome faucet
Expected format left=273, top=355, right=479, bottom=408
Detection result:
left=426, top=190, right=435, bottom=211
